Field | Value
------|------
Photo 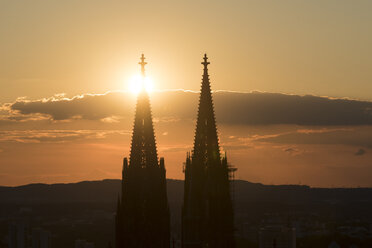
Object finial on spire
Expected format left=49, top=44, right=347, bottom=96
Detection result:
left=201, top=53, right=210, bottom=68
left=139, top=54, right=147, bottom=77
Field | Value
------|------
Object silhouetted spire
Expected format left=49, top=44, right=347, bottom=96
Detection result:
left=192, top=53, right=221, bottom=165
left=116, top=55, right=170, bottom=248
left=129, top=55, right=158, bottom=168
left=182, top=54, right=235, bottom=248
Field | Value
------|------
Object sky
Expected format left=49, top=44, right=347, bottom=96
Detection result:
left=1, top=0, right=372, bottom=187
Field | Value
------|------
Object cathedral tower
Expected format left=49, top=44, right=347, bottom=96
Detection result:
left=182, top=54, right=235, bottom=248
left=116, top=54, right=170, bottom=248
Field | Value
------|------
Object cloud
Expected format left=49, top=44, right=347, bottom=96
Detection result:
left=159, top=145, right=192, bottom=152
left=5, top=90, right=372, bottom=126
left=220, top=136, right=254, bottom=151
left=284, top=147, right=297, bottom=153
left=100, top=116, right=121, bottom=123
left=355, top=148, right=366, bottom=156
left=255, top=127, right=372, bottom=148
left=213, top=92, right=372, bottom=126
left=9, top=92, right=134, bottom=121
left=282, top=147, right=304, bottom=156
left=0, top=130, right=129, bottom=143
left=221, top=144, right=253, bottom=151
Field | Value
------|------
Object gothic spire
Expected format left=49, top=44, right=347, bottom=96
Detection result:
left=129, top=54, right=158, bottom=167
left=117, top=55, right=169, bottom=248
left=182, top=54, right=235, bottom=248
left=192, top=53, right=221, bottom=165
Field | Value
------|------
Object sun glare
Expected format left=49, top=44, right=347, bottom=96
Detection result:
left=128, top=74, right=154, bottom=95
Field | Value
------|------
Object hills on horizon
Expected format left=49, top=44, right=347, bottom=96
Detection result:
left=2, top=178, right=372, bottom=248
left=1, top=179, right=371, bottom=205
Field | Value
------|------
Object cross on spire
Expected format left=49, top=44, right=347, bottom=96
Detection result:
left=201, top=53, right=210, bottom=68
left=139, top=54, right=147, bottom=76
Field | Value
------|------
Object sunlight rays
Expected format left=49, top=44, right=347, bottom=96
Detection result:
left=128, top=74, right=154, bottom=95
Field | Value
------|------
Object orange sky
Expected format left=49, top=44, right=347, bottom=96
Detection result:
left=1, top=0, right=372, bottom=187
left=1, top=0, right=372, bottom=101
left=1, top=91, right=372, bottom=187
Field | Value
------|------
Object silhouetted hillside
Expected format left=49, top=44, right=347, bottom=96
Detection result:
left=1, top=179, right=371, bottom=206
left=234, top=180, right=372, bottom=203
left=1, top=180, right=372, bottom=248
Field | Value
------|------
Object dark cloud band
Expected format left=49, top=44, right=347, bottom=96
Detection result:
left=8, top=91, right=372, bottom=126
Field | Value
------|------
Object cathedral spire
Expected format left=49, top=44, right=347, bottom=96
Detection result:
left=129, top=54, right=158, bottom=168
left=182, top=54, right=235, bottom=248
left=192, top=53, right=220, bottom=164
left=116, top=55, right=170, bottom=248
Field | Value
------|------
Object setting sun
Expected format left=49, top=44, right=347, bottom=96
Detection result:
left=128, top=74, right=154, bottom=94
left=3, top=1, right=372, bottom=247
